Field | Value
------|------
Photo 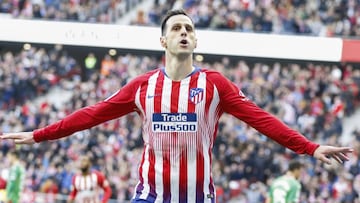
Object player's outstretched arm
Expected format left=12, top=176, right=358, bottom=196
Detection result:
left=313, top=145, right=353, bottom=164
left=0, top=132, right=35, bottom=144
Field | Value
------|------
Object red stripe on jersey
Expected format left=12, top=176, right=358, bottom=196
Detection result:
left=204, top=79, right=215, bottom=143
left=196, top=140, right=205, bottom=203
left=171, top=81, right=180, bottom=112
left=154, top=73, right=164, bottom=114
left=187, top=75, right=197, bottom=114
left=138, top=142, right=147, bottom=192
left=148, top=146, right=156, bottom=196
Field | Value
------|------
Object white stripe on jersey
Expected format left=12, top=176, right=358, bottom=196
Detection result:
left=162, top=76, right=172, bottom=112
left=138, top=71, right=159, bottom=201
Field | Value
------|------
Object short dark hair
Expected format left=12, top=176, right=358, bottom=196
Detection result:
left=160, top=9, right=193, bottom=36
left=288, top=160, right=304, bottom=171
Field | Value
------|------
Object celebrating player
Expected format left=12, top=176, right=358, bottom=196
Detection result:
left=0, top=9, right=353, bottom=203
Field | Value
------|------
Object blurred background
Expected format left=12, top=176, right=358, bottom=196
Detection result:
left=1, top=0, right=360, bottom=202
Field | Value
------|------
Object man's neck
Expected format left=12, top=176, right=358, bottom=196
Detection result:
left=285, top=171, right=296, bottom=179
left=164, top=53, right=194, bottom=81
left=81, top=169, right=90, bottom=175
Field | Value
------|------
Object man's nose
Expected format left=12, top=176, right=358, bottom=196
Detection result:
left=180, top=27, right=187, bottom=36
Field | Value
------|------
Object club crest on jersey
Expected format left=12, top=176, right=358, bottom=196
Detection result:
left=189, top=88, right=204, bottom=104
left=152, top=113, right=197, bottom=132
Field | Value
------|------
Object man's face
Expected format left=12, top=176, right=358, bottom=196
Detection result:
left=160, top=14, right=197, bottom=57
left=79, top=156, right=90, bottom=173
left=294, top=168, right=303, bottom=180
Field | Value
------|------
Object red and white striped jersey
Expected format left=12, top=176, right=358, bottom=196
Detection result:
left=69, top=170, right=111, bottom=203
left=34, top=67, right=319, bottom=203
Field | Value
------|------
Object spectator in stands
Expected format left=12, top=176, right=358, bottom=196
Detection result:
left=266, top=160, right=304, bottom=203
left=2, top=0, right=359, bottom=38
left=0, top=0, right=142, bottom=24
left=144, top=1, right=360, bottom=38
left=67, top=155, right=112, bottom=203
left=39, top=177, right=60, bottom=203
left=100, top=54, right=115, bottom=77
left=84, top=52, right=98, bottom=80
left=5, top=150, right=25, bottom=203
left=0, top=174, right=6, bottom=203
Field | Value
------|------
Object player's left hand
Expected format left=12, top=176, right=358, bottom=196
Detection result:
left=0, top=131, right=35, bottom=144
left=313, top=145, right=353, bottom=164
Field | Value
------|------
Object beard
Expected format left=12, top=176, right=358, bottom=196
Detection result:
left=80, top=167, right=89, bottom=174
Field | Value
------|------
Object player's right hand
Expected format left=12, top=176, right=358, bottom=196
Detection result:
left=0, top=132, right=35, bottom=144
left=313, top=145, right=353, bottom=164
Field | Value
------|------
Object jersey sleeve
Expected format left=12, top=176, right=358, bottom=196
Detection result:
left=68, top=175, right=77, bottom=201
left=210, top=71, right=319, bottom=156
left=288, top=181, right=301, bottom=203
left=33, top=74, right=144, bottom=142
left=94, top=171, right=112, bottom=203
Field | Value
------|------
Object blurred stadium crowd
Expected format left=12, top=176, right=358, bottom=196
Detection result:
left=0, top=0, right=360, bottom=203
left=1, top=46, right=360, bottom=202
left=0, top=0, right=359, bottom=37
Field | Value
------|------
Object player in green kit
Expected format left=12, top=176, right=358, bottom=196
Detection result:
left=5, top=150, right=25, bottom=203
left=266, top=160, right=303, bottom=203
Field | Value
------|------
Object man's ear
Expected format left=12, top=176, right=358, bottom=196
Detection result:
left=194, top=37, right=198, bottom=48
left=160, top=36, right=167, bottom=48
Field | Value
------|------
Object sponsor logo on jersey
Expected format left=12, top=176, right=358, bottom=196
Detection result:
left=189, top=88, right=204, bottom=104
left=152, top=113, right=197, bottom=132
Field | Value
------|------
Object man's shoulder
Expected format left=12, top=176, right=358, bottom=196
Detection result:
left=197, top=68, right=226, bottom=80
left=273, top=175, right=300, bottom=187
left=197, top=67, right=220, bottom=74
left=129, top=68, right=162, bottom=83
left=90, top=169, right=104, bottom=175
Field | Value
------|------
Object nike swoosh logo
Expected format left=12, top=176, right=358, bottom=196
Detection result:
left=147, top=94, right=160, bottom=99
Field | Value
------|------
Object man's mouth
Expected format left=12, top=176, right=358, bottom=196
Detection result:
left=180, top=39, right=188, bottom=45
